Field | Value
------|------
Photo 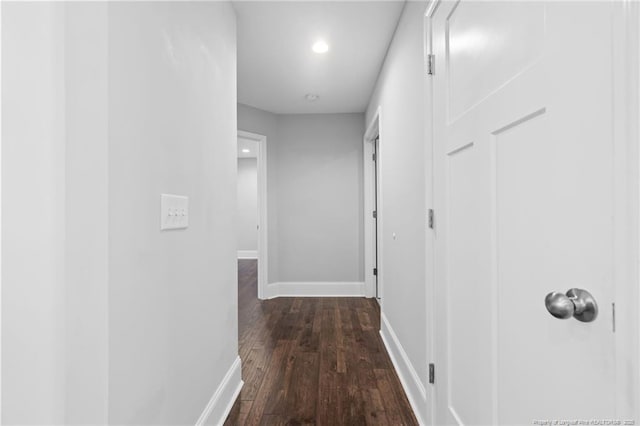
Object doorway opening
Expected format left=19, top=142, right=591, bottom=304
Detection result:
left=237, top=130, right=267, bottom=299
left=364, top=108, right=381, bottom=300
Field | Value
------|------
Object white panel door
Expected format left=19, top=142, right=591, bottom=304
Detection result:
left=431, top=1, right=624, bottom=424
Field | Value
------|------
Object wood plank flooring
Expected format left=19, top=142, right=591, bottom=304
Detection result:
left=224, top=259, right=418, bottom=426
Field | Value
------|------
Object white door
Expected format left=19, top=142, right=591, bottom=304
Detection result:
left=430, top=1, right=627, bottom=424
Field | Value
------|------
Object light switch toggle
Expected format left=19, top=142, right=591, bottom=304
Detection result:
left=161, top=194, right=189, bottom=230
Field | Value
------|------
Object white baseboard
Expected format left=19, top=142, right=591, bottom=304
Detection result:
left=195, top=356, right=243, bottom=426
left=380, top=313, right=427, bottom=425
left=264, top=281, right=365, bottom=299
left=237, top=250, right=258, bottom=259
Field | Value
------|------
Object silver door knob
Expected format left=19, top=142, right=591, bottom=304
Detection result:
left=544, top=288, right=598, bottom=322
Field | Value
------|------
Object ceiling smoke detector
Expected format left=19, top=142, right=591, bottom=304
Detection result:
left=305, top=94, right=320, bottom=102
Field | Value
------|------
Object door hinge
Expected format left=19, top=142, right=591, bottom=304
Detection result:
left=429, top=363, right=435, bottom=384
left=612, top=302, right=616, bottom=333
left=372, top=153, right=376, bottom=162
left=373, top=210, right=377, bottom=219
left=373, top=268, right=378, bottom=276
left=427, top=54, right=435, bottom=76
left=428, top=209, right=435, bottom=229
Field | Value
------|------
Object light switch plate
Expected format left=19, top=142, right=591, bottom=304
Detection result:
left=160, top=194, right=189, bottom=230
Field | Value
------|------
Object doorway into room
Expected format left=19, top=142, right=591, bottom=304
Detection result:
left=237, top=130, right=267, bottom=299
left=364, top=109, right=381, bottom=301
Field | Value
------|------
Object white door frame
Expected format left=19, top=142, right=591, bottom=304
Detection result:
left=237, top=130, right=268, bottom=300
left=0, top=1, right=4, bottom=419
left=423, top=3, right=437, bottom=424
left=364, top=108, right=382, bottom=300
left=611, top=0, right=640, bottom=418
left=424, top=0, right=640, bottom=422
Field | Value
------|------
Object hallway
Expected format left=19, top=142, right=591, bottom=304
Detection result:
left=225, top=260, right=418, bottom=425
left=3, top=1, right=640, bottom=424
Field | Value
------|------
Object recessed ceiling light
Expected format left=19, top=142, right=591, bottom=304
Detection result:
left=312, top=40, right=329, bottom=54
left=305, top=94, right=320, bottom=102
left=242, top=149, right=250, bottom=153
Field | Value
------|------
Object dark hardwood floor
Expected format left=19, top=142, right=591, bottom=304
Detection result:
left=224, top=259, right=418, bottom=426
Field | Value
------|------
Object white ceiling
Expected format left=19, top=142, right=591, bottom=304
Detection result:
left=238, top=137, right=259, bottom=158
left=233, top=1, right=406, bottom=114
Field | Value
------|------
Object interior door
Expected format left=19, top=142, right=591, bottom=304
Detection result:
left=431, top=1, right=619, bottom=424
left=374, top=135, right=380, bottom=299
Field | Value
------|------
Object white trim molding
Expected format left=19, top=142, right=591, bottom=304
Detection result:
left=380, top=313, right=427, bottom=425
left=264, top=282, right=366, bottom=299
left=612, top=0, right=640, bottom=418
left=0, top=1, right=3, bottom=418
left=237, top=250, right=258, bottom=260
left=363, top=107, right=382, bottom=300
left=237, top=130, right=268, bottom=300
left=195, top=356, right=243, bottom=426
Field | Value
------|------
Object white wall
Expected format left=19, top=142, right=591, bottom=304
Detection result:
left=2, top=2, right=239, bottom=424
left=237, top=158, right=258, bottom=252
left=107, top=2, right=238, bottom=424
left=277, top=114, right=364, bottom=283
left=2, top=3, right=67, bottom=423
left=64, top=3, right=109, bottom=423
left=237, top=105, right=365, bottom=286
left=365, top=0, right=430, bottom=418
